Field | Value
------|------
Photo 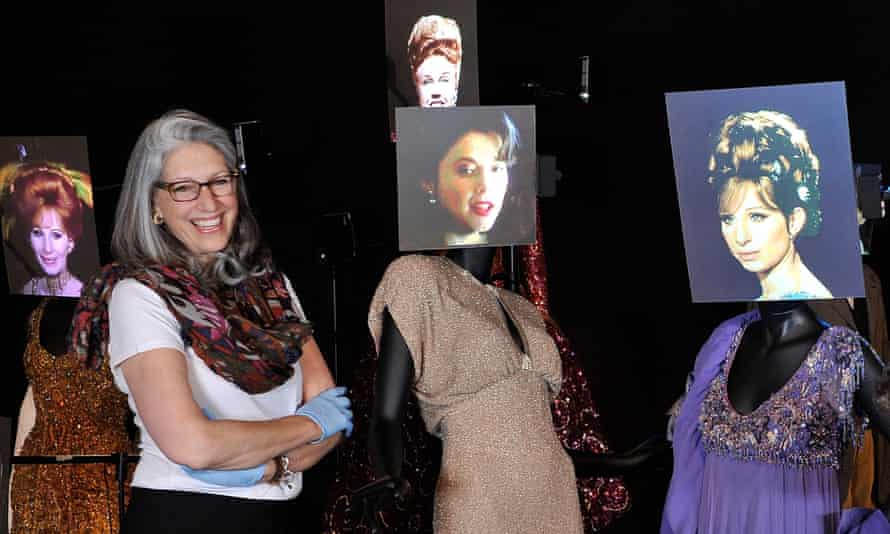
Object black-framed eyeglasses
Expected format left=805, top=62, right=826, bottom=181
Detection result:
left=154, top=172, right=239, bottom=202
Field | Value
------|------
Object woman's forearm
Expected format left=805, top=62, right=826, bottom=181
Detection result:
left=182, top=430, right=342, bottom=487
left=192, top=338, right=343, bottom=471
left=186, top=415, right=323, bottom=470
left=186, top=430, right=342, bottom=488
left=120, top=347, right=329, bottom=470
left=285, top=433, right=343, bottom=472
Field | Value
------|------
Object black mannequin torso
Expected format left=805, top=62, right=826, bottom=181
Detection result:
left=728, top=301, right=890, bottom=442
left=38, top=297, right=78, bottom=357
left=727, top=301, right=825, bottom=415
left=723, top=300, right=890, bottom=509
left=443, top=248, right=495, bottom=283
left=446, top=248, right=525, bottom=353
left=852, top=296, right=870, bottom=343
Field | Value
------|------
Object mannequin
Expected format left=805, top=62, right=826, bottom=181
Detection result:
left=808, top=273, right=890, bottom=509
left=713, top=300, right=890, bottom=437
left=365, top=247, right=663, bottom=528
left=753, top=302, right=890, bottom=520
left=785, top=191, right=890, bottom=509
left=323, top=206, right=649, bottom=532
left=727, top=301, right=827, bottom=416
left=10, top=297, right=133, bottom=534
left=362, top=246, right=585, bottom=532
left=842, top=197, right=890, bottom=509
left=12, top=297, right=79, bottom=458
left=662, top=299, right=890, bottom=534
left=861, top=211, right=890, bottom=509
left=40, top=297, right=78, bottom=355
left=369, top=247, right=497, bottom=482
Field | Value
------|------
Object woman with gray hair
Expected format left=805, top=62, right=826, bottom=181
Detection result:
left=68, top=109, right=352, bottom=533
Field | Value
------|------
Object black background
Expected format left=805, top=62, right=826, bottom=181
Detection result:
left=4, top=4, right=890, bottom=532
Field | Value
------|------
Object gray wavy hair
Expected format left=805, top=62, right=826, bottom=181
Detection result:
left=111, top=109, right=263, bottom=286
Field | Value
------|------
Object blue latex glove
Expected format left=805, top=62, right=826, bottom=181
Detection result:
left=296, top=386, right=354, bottom=442
left=318, top=386, right=353, bottom=438
left=180, top=408, right=265, bottom=487
left=317, top=386, right=352, bottom=413
left=181, top=462, right=266, bottom=487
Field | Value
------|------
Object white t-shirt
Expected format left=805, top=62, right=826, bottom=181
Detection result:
left=108, top=278, right=306, bottom=500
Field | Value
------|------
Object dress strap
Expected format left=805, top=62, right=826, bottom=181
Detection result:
left=26, top=298, right=50, bottom=342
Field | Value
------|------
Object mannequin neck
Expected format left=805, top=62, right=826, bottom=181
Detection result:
left=755, top=300, right=822, bottom=347
left=40, top=297, right=78, bottom=356
left=445, top=247, right=496, bottom=284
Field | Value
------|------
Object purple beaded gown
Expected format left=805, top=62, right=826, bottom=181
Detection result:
left=661, top=311, right=890, bottom=534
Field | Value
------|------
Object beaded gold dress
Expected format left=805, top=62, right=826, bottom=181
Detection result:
left=10, top=301, right=133, bottom=534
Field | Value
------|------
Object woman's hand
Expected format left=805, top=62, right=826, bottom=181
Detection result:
left=295, top=386, right=353, bottom=442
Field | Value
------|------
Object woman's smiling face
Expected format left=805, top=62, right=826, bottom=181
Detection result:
left=29, top=207, right=74, bottom=276
left=153, top=142, right=239, bottom=263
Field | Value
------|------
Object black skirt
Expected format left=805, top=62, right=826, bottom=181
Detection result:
left=122, top=487, right=297, bottom=534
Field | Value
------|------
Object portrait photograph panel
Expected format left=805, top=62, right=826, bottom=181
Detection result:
left=385, top=0, right=480, bottom=131
left=665, top=82, right=865, bottom=302
left=0, top=136, right=101, bottom=298
left=396, top=105, right=536, bottom=251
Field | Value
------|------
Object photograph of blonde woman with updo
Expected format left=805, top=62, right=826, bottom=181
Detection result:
left=666, top=82, right=864, bottom=302
left=385, top=0, right=479, bottom=132
left=0, top=136, right=101, bottom=298
left=408, top=14, right=463, bottom=108
left=708, top=111, right=831, bottom=300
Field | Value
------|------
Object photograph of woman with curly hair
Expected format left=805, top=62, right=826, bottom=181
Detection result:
left=665, top=82, right=864, bottom=302
left=407, top=14, right=463, bottom=108
left=708, top=110, right=831, bottom=300
left=0, top=136, right=100, bottom=298
left=384, top=0, right=479, bottom=132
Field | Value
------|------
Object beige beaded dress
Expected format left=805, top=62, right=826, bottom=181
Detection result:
left=369, top=255, right=583, bottom=534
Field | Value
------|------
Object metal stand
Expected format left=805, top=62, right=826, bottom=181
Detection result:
left=314, top=253, right=342, bottom=383
left=0, top=417, right=9, bottom=534
left=233, top=120, right=262, bottom=177
left=330, top=261, right=339, bottom=382
left=117, top=452, right=128, bottom=529
left=506, top=245, right=519, bottom=292
left=316, top=211, right=356, bottom=383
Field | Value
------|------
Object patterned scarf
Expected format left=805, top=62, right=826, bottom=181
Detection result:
left=68, top=255, right=313, bottom=394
